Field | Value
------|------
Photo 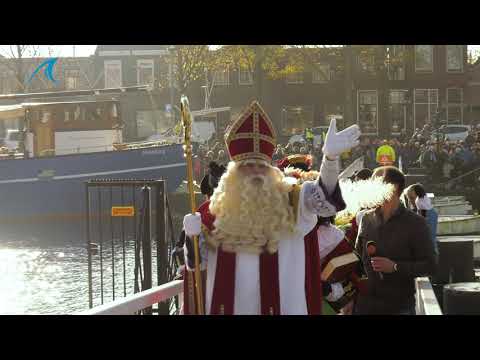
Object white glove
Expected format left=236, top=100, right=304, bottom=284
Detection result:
left=326, top=282, right=345, bottom=302
left=322, top=118, right=361, bottom=159
left=183, top=212, right=202, bottom=237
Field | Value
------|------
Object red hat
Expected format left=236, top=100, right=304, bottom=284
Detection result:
left=225, top=101, right=276, bottom=163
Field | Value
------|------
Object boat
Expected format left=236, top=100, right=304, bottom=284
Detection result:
left=438, top=215, right=480, bottom=236
left=0, top=98, right=186, bottom=242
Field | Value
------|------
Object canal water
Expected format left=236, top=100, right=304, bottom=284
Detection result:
left=0, top=238, right=91, bottom=314
left=0, top=235, right=166, bottom=315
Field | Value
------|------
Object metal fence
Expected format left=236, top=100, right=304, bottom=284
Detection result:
left=85, top=179, right=179, bottom=315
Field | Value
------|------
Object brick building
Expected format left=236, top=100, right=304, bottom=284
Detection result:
left=200, top=45, right=470, bottom=140
left=0, top=45, right=471, bottom=142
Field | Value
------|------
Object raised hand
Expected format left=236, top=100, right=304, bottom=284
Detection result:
left=322, top=118, right=361, bottom=159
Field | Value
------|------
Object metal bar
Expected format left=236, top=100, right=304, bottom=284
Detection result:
left=98, top=187, right=104, bottom=305
left=121, top=185, right=127, bottom=297
left=415, top=277, right=443, bottom=315
left=157, top=181, right=169, bottom=315
left=110, top=186, right=115, bottom=301
left=132, top=185, right=137, bottom=295
left=76, top=280, right=184, bottom=315
left=87, top=180, right=163, bottom=186
left=142, top=186, right=153, bottom=315
left=86, top=185, right=93, bottom=309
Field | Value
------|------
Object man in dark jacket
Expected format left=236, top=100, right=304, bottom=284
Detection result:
left=353, top=166, right=436, bottom=315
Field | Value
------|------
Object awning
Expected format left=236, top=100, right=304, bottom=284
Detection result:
left=191, top=107, right=231, bottom=117
left=0, top=104, right=26, bottom=121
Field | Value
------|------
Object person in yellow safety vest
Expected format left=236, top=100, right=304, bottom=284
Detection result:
left=305, top=128, right=314, bottom=145
left=376, top=139, right=396, bottom=166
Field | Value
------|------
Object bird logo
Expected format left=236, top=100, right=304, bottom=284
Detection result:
left=26, top=57, right=59, bottom=85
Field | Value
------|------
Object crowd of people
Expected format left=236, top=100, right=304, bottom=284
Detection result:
left=193, top=123, right=480, bottom=192
left=358, top=124, right=480, bottom=190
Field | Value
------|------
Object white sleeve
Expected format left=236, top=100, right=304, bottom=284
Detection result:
left=319, top=155, right=339, bottom=196
left=295, top=182, right=320, bottom=237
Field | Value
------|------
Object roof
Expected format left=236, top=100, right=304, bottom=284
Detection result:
left=22, top=99, right=119, bottom=106
left=191, top=107, right=231, bottom=117
left=0, top=100, right=118, bottom=121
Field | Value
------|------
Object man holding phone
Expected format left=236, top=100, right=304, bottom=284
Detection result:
left=352, top=166, right=436, bottom=315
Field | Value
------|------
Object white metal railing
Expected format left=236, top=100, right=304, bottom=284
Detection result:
left=415, top=277, right=443, bottom=315
left=76, top=280, right=184, bottom=315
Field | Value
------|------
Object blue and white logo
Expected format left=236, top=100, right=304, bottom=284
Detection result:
left=26, top=57, right=59, bottom=85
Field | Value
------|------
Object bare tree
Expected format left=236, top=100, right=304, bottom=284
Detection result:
left=0, top=45, right=41, bottom=93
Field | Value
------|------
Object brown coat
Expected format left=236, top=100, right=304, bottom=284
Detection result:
left=354, top=204, right=436, bottom=314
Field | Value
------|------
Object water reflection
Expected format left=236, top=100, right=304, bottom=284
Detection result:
left=0, top=236, right=164, bottom=314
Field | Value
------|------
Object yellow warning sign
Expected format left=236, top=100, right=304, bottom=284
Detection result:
left=111, top=206, right=135, bottom=217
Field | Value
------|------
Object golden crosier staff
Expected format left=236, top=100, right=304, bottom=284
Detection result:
left=180, top=95, right=204, bottom=315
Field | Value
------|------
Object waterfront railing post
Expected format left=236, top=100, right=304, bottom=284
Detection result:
left=156, top=180, right=169, bottom=315
left=86, top=183, right=93, bottom=309
left=142, top=185, right=153, bottom=315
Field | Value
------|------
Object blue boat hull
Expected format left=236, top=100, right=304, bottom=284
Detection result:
left=0, top=144, right=186, bottom=243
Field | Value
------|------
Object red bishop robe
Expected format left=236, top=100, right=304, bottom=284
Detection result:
left=182, top=183, right=326, bottom=315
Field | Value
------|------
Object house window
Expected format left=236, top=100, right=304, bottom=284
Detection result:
left=104, top=60, right=122, bottom=88
left=312, top=63, right=330, bottom=83
left=65, top=69, right=80, bottom=90
left=286, top=72, right=304, bottom=84
left=137, top=59, right=154, bottom=86
left=447, top=88, right=463, bottom=124
left=414, top=89, right=438, bottom=130
left=357, top=90, right=378, bottom=135
left=238, top=69, right=253, bottom=85
left=357, top=54, right=376, bottom=75
left=388, top=45, right=406, bottom=80
left=280, top=105, right=314, bottom=136
left=446, top=45, right=463, bottom=72
left=214, top=69, right=229, bottom=86
left=415, top=45, right=434, bottom=72
left=389, top=90, right=408, bottom=134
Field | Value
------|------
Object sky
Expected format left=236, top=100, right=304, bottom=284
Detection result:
left=0, top=45, right=479, bottom=58
left=0, top=45, right=97, bottom=58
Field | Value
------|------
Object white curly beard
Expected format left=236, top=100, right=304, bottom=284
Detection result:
left=208, top=162, right=296, bottom=254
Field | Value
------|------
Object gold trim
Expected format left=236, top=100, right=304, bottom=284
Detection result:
left=225, top=101, right=277, bottom=162
left=253, top=111, right=260, bottom=154
left=231, top=152, right=272, bottom=163
left=229, top=133, right=276, bottom=144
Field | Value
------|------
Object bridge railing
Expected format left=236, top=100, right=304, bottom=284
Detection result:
left=78, top=277, right=442, bottom=315
left=415, top=277, right=443, bottom=315
left=76, top=280, right=184, bottom=315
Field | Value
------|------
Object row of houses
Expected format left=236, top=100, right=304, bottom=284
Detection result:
left=1, top=45, right=479, bottom=142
